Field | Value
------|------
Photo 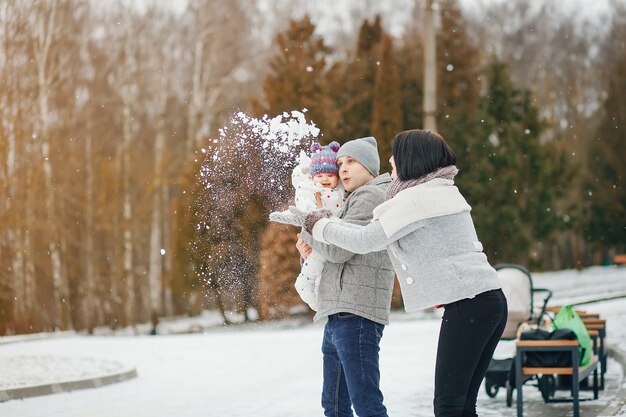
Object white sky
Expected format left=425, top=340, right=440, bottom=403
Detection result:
left=123, top=0, right=618, bottom=53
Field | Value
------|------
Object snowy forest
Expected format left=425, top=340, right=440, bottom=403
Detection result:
left=0, top=0, right=624, bottom=335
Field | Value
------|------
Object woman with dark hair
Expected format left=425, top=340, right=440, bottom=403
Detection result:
left=289, top=129, right=507, bottom=417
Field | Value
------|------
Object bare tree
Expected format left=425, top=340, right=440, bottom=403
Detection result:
left=1, top=2, right=39, bottom=331
left=184, top=0, right=263, bottom=153
left=103, top=6, right=145, bottom=326
left=30, top=0, right=80, bottom=329
left=143, top=6, right=178, bottom=320
left=0, top=0, right=298, bottom=334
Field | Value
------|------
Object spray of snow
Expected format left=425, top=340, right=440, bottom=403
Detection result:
left=199, top=110, right=320, bottom=207
left=193, top=110, right=321, bottom=320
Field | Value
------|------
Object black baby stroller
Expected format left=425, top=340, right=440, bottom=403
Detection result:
left=483, top=264, right=553, bottom=406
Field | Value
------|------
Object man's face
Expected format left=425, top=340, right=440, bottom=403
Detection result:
left=337, top=156, right=374, bottom=192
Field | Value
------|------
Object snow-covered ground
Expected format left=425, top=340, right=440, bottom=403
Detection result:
left=0, top=266, right=625, bottom=416
left=533, top=266, right=626, bottom=306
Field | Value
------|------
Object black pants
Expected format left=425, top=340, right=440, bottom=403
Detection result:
left=433, top=289, right=508, bottom=417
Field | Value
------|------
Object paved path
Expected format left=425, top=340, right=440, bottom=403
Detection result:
left=0, top=354, right=137, bottom=403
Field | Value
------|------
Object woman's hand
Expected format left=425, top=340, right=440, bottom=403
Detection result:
left=296, top=234, right=312, bottom=259
left=304, top=209, right=333, bottom=234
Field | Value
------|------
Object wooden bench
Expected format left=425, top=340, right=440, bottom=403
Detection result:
left=530, top=307, right=608, bottom=392
left=613, top=254, right=626, bottom=265
left=515, top=340, right=600, bottom=417
left=538, top=312, right=607, bottom=390
left=583, top=319, right=607, bottom=390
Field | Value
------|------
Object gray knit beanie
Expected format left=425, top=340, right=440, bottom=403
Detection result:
left=336, top=136, right=380, bottom=177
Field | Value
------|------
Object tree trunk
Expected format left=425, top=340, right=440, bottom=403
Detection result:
left=3, top=101, right=27, bottom=320
left=162, top=186, right=175, bottom=316
left=83, top=132, right=102, bottom=331
left=23, top=144, right=37, bottom=328
left=121, top=97, right=135, bottom=327
left=33, top=1, right=71, bottom=329
left=423, top=0, right=437, bottom=131
left=149, top=127, right=165, bottom=318
left=187, top=39, right=204, bottom=153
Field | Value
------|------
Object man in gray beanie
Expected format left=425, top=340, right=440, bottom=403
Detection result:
left=296, top=136, right=394, bottom=416
left=332, top=136, right=381, bottom=192
left=336, top=135, right=380, bottom=179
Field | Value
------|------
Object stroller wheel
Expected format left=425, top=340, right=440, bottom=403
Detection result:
left=505, top=380, right=513, bottom=407
left=538, top=375, right=556, bottom=402
left=485, top=381, right=499, bottom=398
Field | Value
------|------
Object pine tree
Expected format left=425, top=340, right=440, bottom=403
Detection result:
left=252, top=15, right=333, bottom=134
left=435, top=0, right=482, bottom=154
left=396, top=27, right=424, bottom=132
left=423, top=1, right=572, bottom=266
left=326, top=16, right=384, bottom=142
left=467, top=60, right=571, bottom=267
left=257, top=223, right=305, bottom=320
left=584, top=8, right=626, bottom=258
left=371, top=34, right=403, bottom=173
left=357, top=15, right=383, bottom=57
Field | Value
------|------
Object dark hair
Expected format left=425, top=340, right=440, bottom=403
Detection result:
left=391, top=129, right=456, bottom=180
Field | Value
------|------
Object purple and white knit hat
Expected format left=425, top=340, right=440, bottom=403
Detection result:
left=310, top=141, right=340, bottom=177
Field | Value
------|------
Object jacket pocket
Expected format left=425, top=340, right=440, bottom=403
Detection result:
left=338, top=264, right=345, bottom=291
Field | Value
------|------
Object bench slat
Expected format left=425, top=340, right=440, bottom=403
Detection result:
left=516, top=340, right=578, bottom=347
left=582, top=318, right=606, bottom=324
left=521, top=356, right=599, bottom=376
left=578, top=313, right=601, bottom=318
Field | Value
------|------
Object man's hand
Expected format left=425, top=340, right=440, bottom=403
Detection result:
left=315, top=192, right=322, bottom=208
left=296, top=233, right=312, bottom=259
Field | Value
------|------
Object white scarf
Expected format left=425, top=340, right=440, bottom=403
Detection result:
left=373, top=178, right=471, bottom=237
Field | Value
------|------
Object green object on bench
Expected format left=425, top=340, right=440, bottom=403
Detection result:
left=553, top=305, right=592, bottom=366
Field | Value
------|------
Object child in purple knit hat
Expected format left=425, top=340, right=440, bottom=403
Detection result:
left=274, top=141, right=345, bottom=311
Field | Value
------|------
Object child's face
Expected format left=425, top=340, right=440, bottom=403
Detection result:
left=312, top=173, right=338, bottom=189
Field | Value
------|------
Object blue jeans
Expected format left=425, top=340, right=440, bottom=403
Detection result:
left=321, top=313, right=388, bottom=417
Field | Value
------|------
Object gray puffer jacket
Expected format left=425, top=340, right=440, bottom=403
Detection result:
left=300, top=174, right=395, bottom=325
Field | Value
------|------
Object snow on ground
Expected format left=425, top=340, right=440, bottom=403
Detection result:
left=534, top=266, right=626, bottom=357
left=533, top=266, right=626, bottom=306
left=0, top=266, right=624, bottom=417
left=4, top=318, right=439, bottom=416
